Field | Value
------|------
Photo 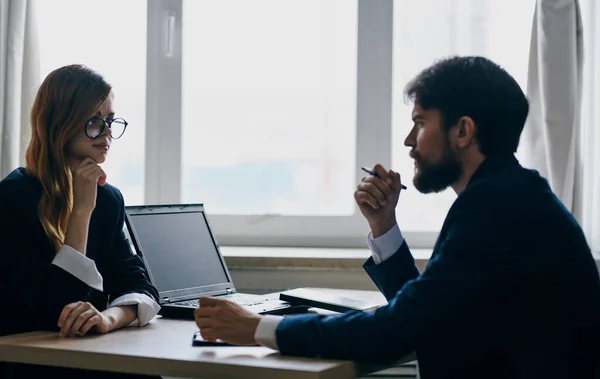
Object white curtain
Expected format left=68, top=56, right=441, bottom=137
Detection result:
left=0, top=0, right=39, bottom=178
left=523, top=0, right=583, bottom=212
left=578, top=0, right=600, bottom=253
left=523, top=0, right=600, bottom=252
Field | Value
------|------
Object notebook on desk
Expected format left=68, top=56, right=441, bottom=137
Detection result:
left=124, top=204, right=298, bottom=319
left=279, top=288, right=381, bottom=313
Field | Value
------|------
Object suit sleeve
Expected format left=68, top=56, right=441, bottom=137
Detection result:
left=103, top=190, right=160, bottom=305
left=363, top=241, right=420, bottom=300
left=275, top=202, right=527, bottom=364
left=0, top=198, right=95, bottom=332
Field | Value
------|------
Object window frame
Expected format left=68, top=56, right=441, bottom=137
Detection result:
left=145, top=0, right=438, bottom=249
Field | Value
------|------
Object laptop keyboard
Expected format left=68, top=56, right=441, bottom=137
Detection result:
left=178, top=293, right=279, bottom=307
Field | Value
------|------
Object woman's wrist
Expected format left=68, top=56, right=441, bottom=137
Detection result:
left=63, top=210, right=92, bottom=254
left=102, top=305, right=137, bottom=332
left=70, top=207, right=92, bottom=219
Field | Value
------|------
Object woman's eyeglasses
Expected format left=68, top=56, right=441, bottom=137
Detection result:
left=84, top=116, right=128, bottom=139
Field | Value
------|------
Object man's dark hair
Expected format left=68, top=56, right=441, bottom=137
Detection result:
left=404, top=56, right=529, bottom=157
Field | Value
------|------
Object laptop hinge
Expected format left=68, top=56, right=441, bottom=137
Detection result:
left=226, top=288, right=234, bottom=294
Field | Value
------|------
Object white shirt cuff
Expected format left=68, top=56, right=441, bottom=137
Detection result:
left=108, top=293, right=161, bottom=327
left=254, top=315, right=283, bottom=350
left=367, top=224, right=404, bottom=264
left=52, top=244, right=104, bottom=291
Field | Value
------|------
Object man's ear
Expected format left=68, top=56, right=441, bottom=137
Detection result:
left=455, top=116, right=476, bottom=149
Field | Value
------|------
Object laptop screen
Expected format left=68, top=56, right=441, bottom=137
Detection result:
left=127, top=210, right=230, bottom=293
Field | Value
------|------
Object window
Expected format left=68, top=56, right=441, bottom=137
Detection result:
left=180, top=0, right=357, bottom=216
left=31, top=0, right=538, bottom=248
left=36, top=0, right=147, bottom=205
left=391, top=0, right=536, bottom=232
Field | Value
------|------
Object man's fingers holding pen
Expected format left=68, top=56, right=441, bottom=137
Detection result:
left=359, top=169, right=396, bottom=207
left=355, top=190, right=382, bottom=210
left=371, top=164, right=389, bottom=180
left=364, top=164, right=397, bottom=188
left=356, top=182, right=387, bottom=208
left=355, top=168, right=403, bottom=212
left=387, top=170, right=403, bottom=192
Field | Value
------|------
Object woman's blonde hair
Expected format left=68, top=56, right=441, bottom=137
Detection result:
left=25, top=64, right=111, bottom=252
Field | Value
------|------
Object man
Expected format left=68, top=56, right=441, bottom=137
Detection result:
left=194, top=56, right=600, bottom=378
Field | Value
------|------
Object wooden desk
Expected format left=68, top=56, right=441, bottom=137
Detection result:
left=0, top=289, right=392, bottom=379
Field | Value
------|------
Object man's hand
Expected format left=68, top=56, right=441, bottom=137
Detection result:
left=355, top=164, right=403, bottom=237
left=194, top=297, right=262, bottom=345
left=57, top=301, right=112, bottom=337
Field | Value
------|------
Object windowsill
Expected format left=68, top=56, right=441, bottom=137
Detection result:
left=220, top=246, right=432, bottom=271
left=221, top=246, right=600, bottom=271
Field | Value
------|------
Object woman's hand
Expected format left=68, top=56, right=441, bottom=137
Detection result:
left=57, top=301, right=112, bottom=337
left=71, top=157, right=106, bottom=214
left=64, top=158, right=107, bottom=254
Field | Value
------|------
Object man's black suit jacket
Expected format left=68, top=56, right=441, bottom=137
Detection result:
left=0, top=167, right=159, bottom=337
left=276, top=156, right=600, bottom=378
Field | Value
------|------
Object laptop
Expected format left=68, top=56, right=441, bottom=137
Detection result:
left=124, top=204, right=301, bottom=319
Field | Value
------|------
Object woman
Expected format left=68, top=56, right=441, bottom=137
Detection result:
left=0, top=65, right=161, bottom=378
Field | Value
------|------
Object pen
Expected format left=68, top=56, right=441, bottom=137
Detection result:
left=361, top=167, right=407, bottom=190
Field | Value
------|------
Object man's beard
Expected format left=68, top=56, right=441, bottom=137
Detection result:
left=411, top=145, right=462, bottom=194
